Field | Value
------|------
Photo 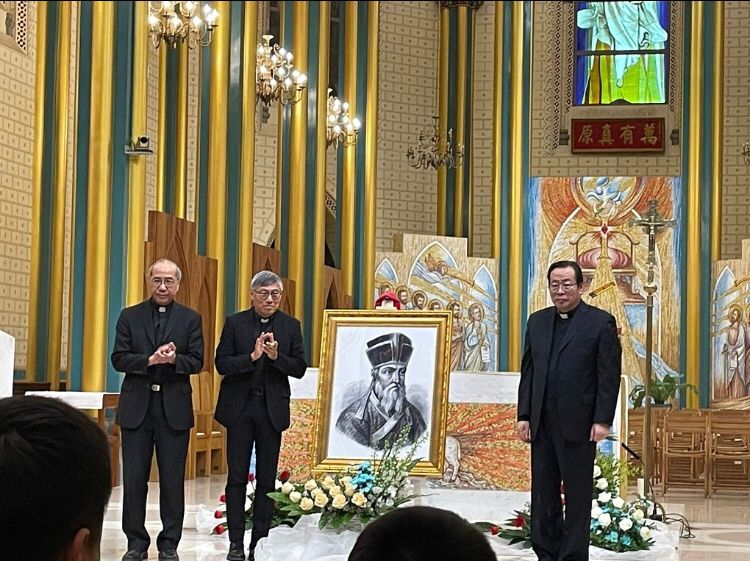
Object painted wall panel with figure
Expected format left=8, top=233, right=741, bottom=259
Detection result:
left=375, top=234, right=498, bottom=373
left=711, top=238, right=750, bottom=409
left=526, top=177, right=683, bottom=398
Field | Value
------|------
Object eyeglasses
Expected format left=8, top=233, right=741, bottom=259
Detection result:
left=254, top=289, right=282, bottom=300
left=549, top=282, right=578, bottom=293
left=151, top=277, right=176, bottom=287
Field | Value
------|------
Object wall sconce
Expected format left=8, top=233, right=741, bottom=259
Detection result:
left=326, top=89, right=361, bottom=148
left=124, top=135, right=154, bottom=157
left=148, top=1, right=219, bottom=49
left=406, top=116, right=464, bottom=170
left=256, top=34, right=307, bottom=118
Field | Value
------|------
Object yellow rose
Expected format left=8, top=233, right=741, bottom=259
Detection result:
left=304, top=479, right=318, bottom=491
left=289, top=491, right=302, bottom=503
left=344, top=484, right=355, bottom=497
left=281, top=482, right=295, bottom=495
left=321, top=476, right=335, bottom=490
left=314, top=492, right=329, bottom=508
left=351, top=492, right=367, bottom=508
left=300, top=497, right=314, bottom=511
left=332, top=494, right=347, bottom=509
left=328, top=485, right=342, bottom=496
left=340, top=476, right=352, bottom=485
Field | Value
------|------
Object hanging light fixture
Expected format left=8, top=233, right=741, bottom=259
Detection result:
left=256, top=34, right=307, bottom=114
left=405, top=116, right=464, bottom=170
left=326, top=89, right=361, bottom=148
left=147, top=1, right=219, bottom=49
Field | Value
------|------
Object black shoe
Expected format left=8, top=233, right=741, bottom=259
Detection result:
left=158, top=549, right=179, bottom=561
left=247, top=548, right=255, bottom=561
left=226, top=543, right=245, bottom=561
left=122, top=551, right=148, bottom=561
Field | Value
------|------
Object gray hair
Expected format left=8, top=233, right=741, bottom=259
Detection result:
left=251, top=270, right=283, bottom=291
left=149, top=258, right=182, bottom=281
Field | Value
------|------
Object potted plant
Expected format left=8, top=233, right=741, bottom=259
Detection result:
left=628, top=373, right=698, bottom=407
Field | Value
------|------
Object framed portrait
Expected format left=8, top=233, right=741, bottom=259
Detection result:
left=311, top=310, right=452, bottom=477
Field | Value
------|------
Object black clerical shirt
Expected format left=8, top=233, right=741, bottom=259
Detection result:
left=543, top=304, right=579, bottom=414
left=249, top=308, right=276, bottom=391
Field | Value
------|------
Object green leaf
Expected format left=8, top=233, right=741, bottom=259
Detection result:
left=319, top=510, right=333, bottom=530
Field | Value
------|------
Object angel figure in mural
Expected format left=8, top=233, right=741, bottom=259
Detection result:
left=448, top=301, right=465, bottom=371
left=463, top=303, right=490, bottom=372
left=746, top=304, right=750, bottom=395
left=722, top=305, right=746, bottom=399
left=586, top=176, right=625, bottom=221
left=422, top=253, right=467, bottom=288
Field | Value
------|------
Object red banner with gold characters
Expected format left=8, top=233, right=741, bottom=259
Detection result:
left=571, top=118, right=665, bottom=153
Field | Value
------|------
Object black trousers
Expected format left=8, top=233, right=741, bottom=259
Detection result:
left=530, top=407, right=596, bottom=561
left=121, top=391, right=190, bottom=552
left=225, top=394, right=282, bottom=549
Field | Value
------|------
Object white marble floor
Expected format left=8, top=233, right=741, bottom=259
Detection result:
left=100, top=477, right=750, bottom=561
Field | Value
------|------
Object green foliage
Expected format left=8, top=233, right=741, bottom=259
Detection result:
left=629, top=373, right=698, bottom=407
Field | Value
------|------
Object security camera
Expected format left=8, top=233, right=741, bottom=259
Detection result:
left=125, top=135, right=154, bottom=157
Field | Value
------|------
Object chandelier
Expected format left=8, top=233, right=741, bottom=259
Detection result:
left=326, top=89, right=361, bottom=148
left=148, top=1, right=219, bottom=49
left=256, top=34, right=307, bottom=113
left=406, top=116, right=464, bottom=170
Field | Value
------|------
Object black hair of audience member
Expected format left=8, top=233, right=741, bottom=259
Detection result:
left=0, top=395, right=113, bottom=561
left=348, top=506, right=496, bottom=561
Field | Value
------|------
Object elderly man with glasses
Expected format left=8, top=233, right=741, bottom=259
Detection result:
left=516, top=260, right=621, bottom=561
left=215, top=270, right=307, bottom=561
left=111, top=258, right=205, bottom=561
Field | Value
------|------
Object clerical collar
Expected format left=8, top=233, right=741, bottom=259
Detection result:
left=556, top=304, right=579, bottom=320
left=252, top=308, right=275, bottom=324
left=150, top=298, right=173, bottom=313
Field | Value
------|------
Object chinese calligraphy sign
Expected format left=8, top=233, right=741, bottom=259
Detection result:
left=571, top=118, right=665, bottom=153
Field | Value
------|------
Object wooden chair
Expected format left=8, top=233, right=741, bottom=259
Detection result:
left=626, top=408, right=644, bottom=471
left=707, top=410, right=750, bottom=496
left=661, top=409, right=709, bottom=496
left=186, top=370, right=227, bottom=478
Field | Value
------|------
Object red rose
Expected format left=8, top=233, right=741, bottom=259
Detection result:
left=248, top=473, right=255, bottom=482
left=219, top=494, right=226, bottom=503
left=213, top=524, right=226, bottom=535
left=490, top=525, right=499, bottom=535
left=214, top=509, right=224, bottom=519
left=279, top=470, right=291, bottom=483
left=513, top=515, right=525, bottom=528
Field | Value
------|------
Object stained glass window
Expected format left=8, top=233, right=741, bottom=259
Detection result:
left=574, top=1, right=670, bottom=106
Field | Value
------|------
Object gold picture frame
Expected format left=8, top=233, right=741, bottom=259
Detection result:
left=311, top=310, right=453, bottom=477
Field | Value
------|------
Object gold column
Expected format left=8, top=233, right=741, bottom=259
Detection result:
left=174, top=44, right=189, bottom=218
left=238, top=2, right=259, bottom=311
left=46, top=2, right=72, bottom=389
left=453, top=6, right=467, bottom=238
left=82, top=2, right=115, bottom=392
left=312, top=2, right=330, bottom=364
left=685, top=2, right=704, bottom=408
left=467, top=7, right=477, bottom=255
left=363, top=0, right=379, bottom=309
left=127, top=0, right=149, bottom=305
left=491, top=1, right=504, bottom=259
left=711, top=2, right=724, bottom=261
left=507, top=2, right=525, bottom=370
left=288, top=2, right=310, bottom=319
left=27, top=1, right=48, bottom=381
left=207, top=0, right=230, bottom=345
left=156, top=47, right=168, bottom=211
left=437, top=7, right=449, bottom=235
left=341, top=1, right=357, bottom=299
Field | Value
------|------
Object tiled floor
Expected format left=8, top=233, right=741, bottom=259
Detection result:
left=99, top=476, right=750, bottom=561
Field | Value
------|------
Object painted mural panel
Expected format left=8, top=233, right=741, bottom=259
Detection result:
left=375, top=234, right=499, bottom=372
left=711, top=239, right=750, bottom=409
left=526, top=177, right=683, bottom=395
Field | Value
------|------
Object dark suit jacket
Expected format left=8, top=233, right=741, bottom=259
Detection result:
left=111, top=300, right=204, bottom=431
left=517, top=301, right=621, bottom=443
left=214, top=308, right=307, bottom=432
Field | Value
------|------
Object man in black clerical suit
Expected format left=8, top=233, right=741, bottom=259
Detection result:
left=517, top=260, right=621, bottom=561
left=215, top=270, right=307, bottom=561
left=111, top=258, right=204, bottom=561
left=335, top=332, right=427, bottom=450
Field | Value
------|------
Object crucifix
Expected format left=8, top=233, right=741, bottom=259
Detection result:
left=631, top=199, right=676, bottom=506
